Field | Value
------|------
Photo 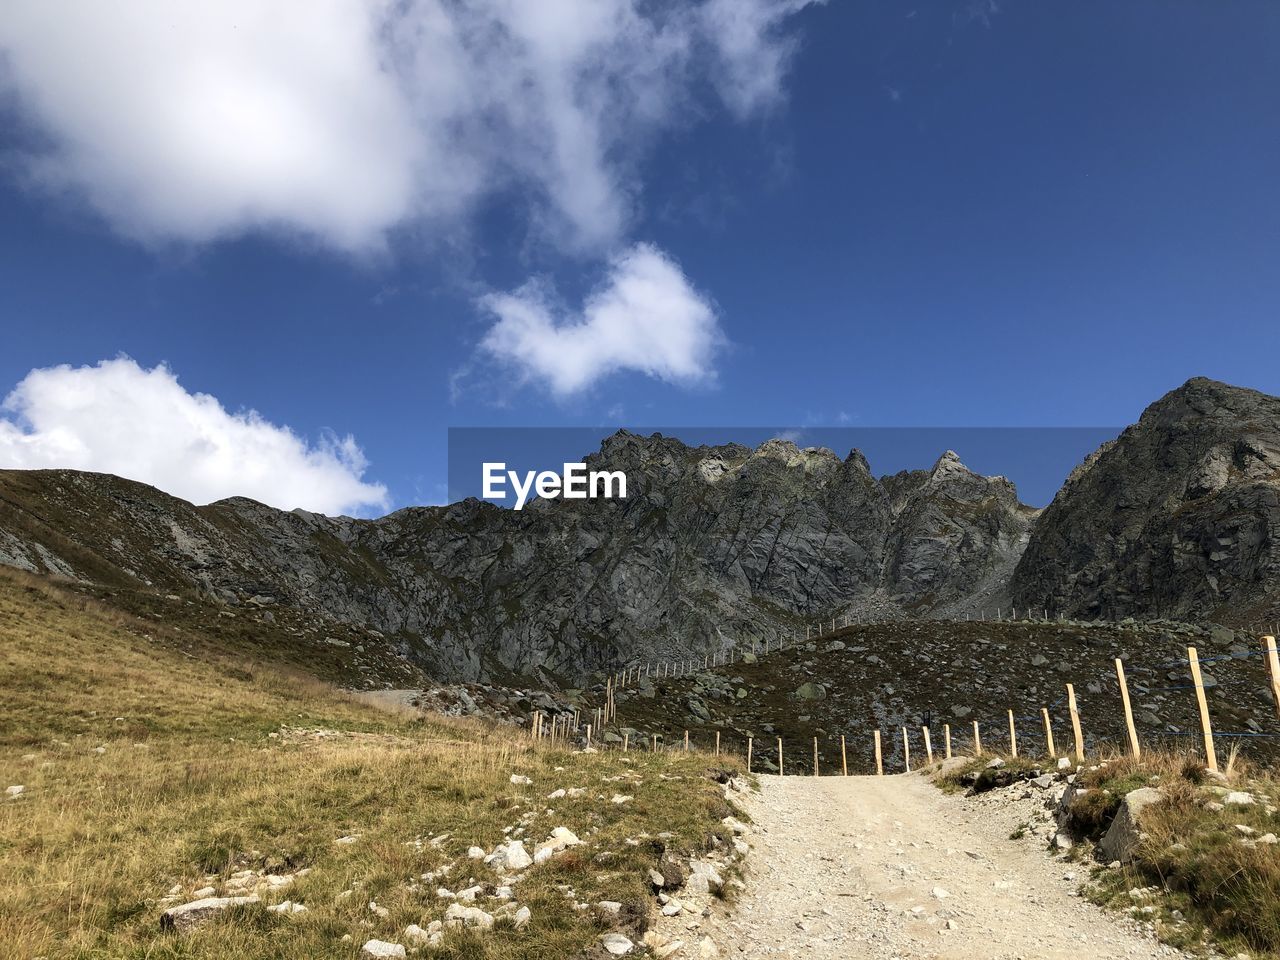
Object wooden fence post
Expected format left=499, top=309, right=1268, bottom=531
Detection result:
left=874, top=729, right=883, bottom=775
left=1115, top=658, right=1141, bottom=758
left=684, top=730, right=690, bottom=752
left=972, top=720, right=982, bottom=756
left=813, top=737, right=819, bottom=777
left=902, top=726, right=911, bottom=773
left=922, top=726, right=933, bottom=764
left=1066, top=683, right=1084, bottom=761
left=623, top=732, right=629, bottom=752
left=1188, top=646, right=1218, bottom=773
left=586, top=723, right=592, bottom=746
left=841, top=735, right=848, bottom=776
left=944, top=723, right=952, bottom=760
left=1041, top=708, right=1055, bottom=758
left=1007, top=710, right=1017, bottom=758
left=651, top=734, right=657, bottom=753
left=778, top=737, right=784, bottom=774
left=715, top=731, right=720, bottom=756
left=747, top=737, right=753, bottom=773
left=1264, top=636, right=1280, bottom=721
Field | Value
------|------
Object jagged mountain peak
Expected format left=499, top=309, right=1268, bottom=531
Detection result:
left=1012, top=377, right=1280, bottom=624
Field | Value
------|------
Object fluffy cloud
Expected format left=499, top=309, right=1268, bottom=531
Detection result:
left=0, top=0, right=820, bottom=253
left=0, top=358, right=389, bottom=516
left=478, top=242, right=722, bottom=396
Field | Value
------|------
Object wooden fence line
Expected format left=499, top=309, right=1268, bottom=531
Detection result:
left=549, top=629, right=1280, bottom=780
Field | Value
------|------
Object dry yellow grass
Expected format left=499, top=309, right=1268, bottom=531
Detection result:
left=0, top=569, right=743, bottom=958
left=1060, top=748, right=1280, bottom=957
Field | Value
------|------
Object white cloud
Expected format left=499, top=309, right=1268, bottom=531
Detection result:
left=0, top=0, right=821, bottom=254
left=0, top=358, right=389, bottom=516
left=478, top=242, right=722, bottom=396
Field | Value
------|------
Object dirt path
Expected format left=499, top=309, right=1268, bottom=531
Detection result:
left=664, top=774, right=1183, bottom=959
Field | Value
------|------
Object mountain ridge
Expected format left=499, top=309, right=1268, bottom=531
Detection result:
left=5, top=377, right=1280, bottom=682
left=0, top=433, right=1033, bottom=681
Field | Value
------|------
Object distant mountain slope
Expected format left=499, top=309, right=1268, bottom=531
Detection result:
left=0, top=434, right=1034, bottom=681
left=1011, top=377, right=1280, bottom=625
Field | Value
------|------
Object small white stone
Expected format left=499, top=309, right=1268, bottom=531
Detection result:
left=551, top=826, right=582, bottom=846
left=4, top=785, right=25, bottom=798
left=444, top=903, right=494, bottom=930
left=504, top=840, right=533, bottom=871
left=510, top=774, right=533, bottom=785
left=360, top=940, right=406, bottom=959
left=601, top=932, right=634, bottom=955
left=514, top=905, right=532, bottom=928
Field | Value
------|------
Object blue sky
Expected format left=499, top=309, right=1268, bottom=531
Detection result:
left=1, top=1, right=1278, bottom=515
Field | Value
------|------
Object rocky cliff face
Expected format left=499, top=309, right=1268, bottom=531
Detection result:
left=1011, top=377, right=1280, bottom=624
left=0, top=434, right=1034, bottom=682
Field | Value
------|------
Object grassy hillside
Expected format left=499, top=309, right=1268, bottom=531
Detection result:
left=0, top=569, right=743, bottom=959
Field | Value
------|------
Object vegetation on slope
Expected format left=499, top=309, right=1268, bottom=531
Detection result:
left=0, top=569, right=743, bottom=959
left=1067, top=752, right=1280, bottom=958
left=603, top=618, right=1280, bottom=775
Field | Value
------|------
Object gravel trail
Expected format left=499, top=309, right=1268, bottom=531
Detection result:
left=665, top=773, right=1183, bottom=959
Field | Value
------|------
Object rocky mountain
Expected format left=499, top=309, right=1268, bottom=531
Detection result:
left=6, top=376, right=1276, bottom=684
left=0, top=435, right=1033, bottom=683
left=1010, top=377, right=1280, bottom=626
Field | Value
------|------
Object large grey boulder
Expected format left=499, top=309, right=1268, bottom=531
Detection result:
left=1098, top=787, right=1166, bottom=863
